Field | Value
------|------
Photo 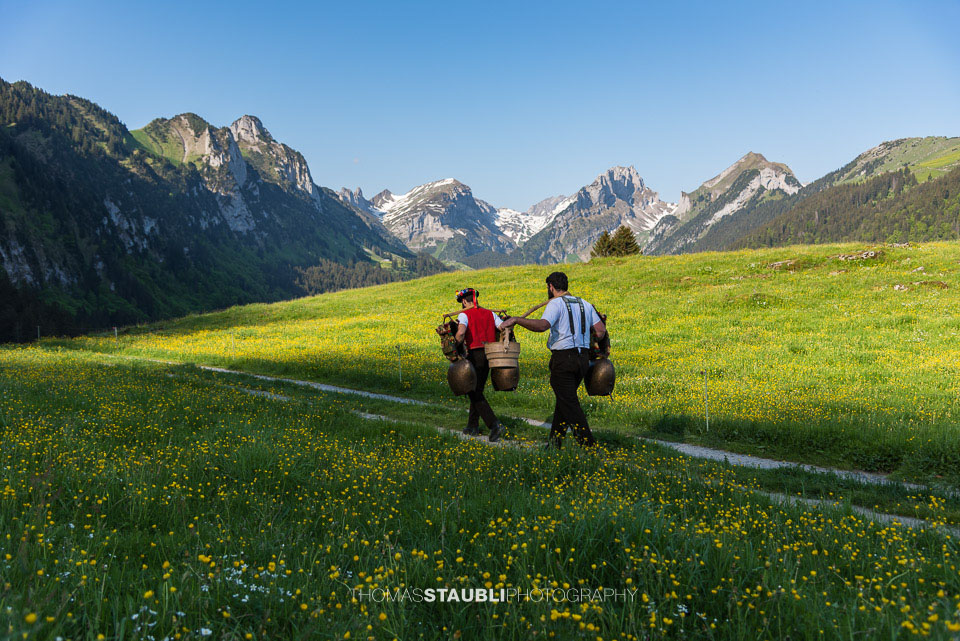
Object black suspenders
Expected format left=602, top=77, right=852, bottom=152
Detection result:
left=562, top=296, right=587, bottom=348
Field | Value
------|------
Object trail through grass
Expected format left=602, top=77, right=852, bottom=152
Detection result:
left=56, top=242, right=960, bottom=484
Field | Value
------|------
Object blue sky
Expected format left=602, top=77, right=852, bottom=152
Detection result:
left=2, top=0, right=958, bottom=210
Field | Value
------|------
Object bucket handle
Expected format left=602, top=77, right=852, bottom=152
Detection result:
left=493, top=299, right=547, bottom=349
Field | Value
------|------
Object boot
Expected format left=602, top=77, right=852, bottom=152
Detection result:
left=463, top=425, right=481, bottom=436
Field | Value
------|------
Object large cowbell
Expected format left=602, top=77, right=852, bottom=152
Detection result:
left=447, top=358, right=477, bottom=396
left=490, top=366, right=519, bottom=392
left=585, top=358, right=615, bottom=396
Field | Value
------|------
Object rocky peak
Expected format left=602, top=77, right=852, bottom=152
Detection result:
left=226, top=115, right=316, bottom=198
left=402, top=178, right=471, bottom=203
left=644, top=152, right=800, bottom=255
left=338, top=187, right=381, bottom=217
left=171, top=112, right=213, bottom=136
left=495, top=195, right=570, bottom=245
left=338, top=186, right=364, bottom=201
left=139, top=114, right=248, bottom=190
left=371, top=189, right=394, bottom=209
left=230, top=115, right=272, bottom=145
left=366, top=178, right=514, bottom=260
left=576, top=165, right=647, bottom=209
left=701, top=152, right=796, bottom=197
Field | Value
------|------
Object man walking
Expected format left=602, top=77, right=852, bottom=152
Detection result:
left=454, top=287, right=506, bottom=442
left=501, top=272, right=606, bottom=448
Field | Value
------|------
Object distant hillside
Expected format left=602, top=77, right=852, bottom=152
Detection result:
left=656, top=139, right=960, bottom=255
left=832, top=137, right=960, bottom=184
left=735, top=166, right=960, bottom=248
left=0, top=79, right=410, bottom=342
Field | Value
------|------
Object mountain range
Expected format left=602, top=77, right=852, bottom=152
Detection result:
left=2, top=77, right=960, bottom=340
left=341, top=138, right=960, bottom=264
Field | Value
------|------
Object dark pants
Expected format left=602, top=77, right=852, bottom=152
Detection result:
left=548, top=348, right=596, bottom=447
left=466, top=348, right=497, bottom=431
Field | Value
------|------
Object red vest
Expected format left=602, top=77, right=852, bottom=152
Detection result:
left=462, top=306, right=496, bottom=349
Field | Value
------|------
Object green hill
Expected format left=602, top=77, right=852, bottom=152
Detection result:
left=737, top=166, right=960, bottom=248
left=57, top=241, right=960, bottom=483
left=833, top=136, right=960, bottom=184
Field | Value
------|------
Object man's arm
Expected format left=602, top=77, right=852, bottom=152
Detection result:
left=500, top=316, right=550, bottom=332
left=455, top=323, right=468, bottom=343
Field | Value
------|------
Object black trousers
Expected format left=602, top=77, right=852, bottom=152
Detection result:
left=548, top=348, right=596, bottom=447
left=466, top=348, right=497, bottom=430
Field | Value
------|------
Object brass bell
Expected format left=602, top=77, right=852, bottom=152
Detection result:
left=447, top=358, right=477, bottom=396
left=490, top=366, right=519, bottom=392
left=585, top=358, right=615, bottom=396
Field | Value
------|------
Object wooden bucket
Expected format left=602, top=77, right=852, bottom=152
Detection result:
left=484, top=327, right=520, bottom=369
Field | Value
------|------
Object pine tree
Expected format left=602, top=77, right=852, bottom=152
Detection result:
left=610, top=225, right=642, bottom=256
left=590, top=231, right=614, bottom=258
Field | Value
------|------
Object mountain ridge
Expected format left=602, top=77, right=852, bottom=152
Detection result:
left=645, top=153, right=801, bottom=255
left=0, top=77, right=410, bottom=341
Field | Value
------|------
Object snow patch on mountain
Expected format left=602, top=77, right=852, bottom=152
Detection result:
left=494, top=195, right=572, bottom=244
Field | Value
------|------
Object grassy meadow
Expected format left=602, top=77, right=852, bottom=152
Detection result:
left=54, top=241, right=960, bottom=484
left=2, top=347, right=960, bottom=640
left=7, top=241, right=960, bottom=639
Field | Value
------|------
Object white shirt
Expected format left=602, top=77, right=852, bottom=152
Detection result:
left=541, top=295, right=600, bottom=350
left=457, top=310, right=503, bottom=329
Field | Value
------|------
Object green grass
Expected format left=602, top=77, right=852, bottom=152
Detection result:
left=919, top=148, right=960, bottom=170
left=129, top=126, right=185, bottom=166
left=165, top=364, right=960, bottom=529
left=51, top=241, right=960, bottom=486
left=3, top=346, right=960, bottom=640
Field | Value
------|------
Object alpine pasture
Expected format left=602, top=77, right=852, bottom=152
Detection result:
left=3, top=242, right=960, bottom=640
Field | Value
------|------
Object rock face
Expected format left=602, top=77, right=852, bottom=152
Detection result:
left=338, top=179, right=516, bottom=262
left=229, top=115, right=318, bottom=200
left=645, top=153, right=801, bottom=255
left=122, top=111, right=403, bottom=251
left=514, top=166, right=677, bottom=264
